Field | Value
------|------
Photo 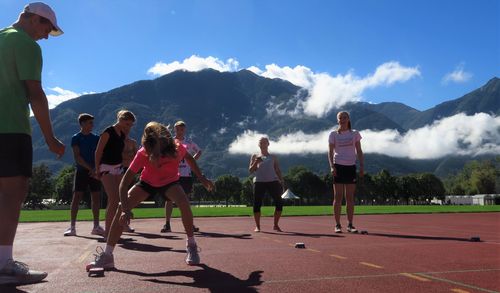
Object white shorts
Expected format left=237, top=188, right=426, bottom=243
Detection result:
left=100, top=164, right=123, bottom=176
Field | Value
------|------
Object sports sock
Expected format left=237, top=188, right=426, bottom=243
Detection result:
left=187, top=236, right=196, bottom=247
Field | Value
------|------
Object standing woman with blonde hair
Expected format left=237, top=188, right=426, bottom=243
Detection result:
left=328, top=111, right=364, bottom=233
left=249, top=137, right=285, bottom=232
left=95, top=110, right=136, bottom=239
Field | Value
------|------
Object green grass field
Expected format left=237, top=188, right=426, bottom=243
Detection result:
left=19, top=205, right=500, bottom=222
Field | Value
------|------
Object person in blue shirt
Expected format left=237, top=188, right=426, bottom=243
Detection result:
left=64, top=114, right=104, bottom=237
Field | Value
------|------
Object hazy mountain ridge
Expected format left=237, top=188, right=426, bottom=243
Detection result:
left=31, top=71, right=499, bottom=178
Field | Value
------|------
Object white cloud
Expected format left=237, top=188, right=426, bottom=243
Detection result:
left=228, top=113, right=500, bottom=159
left=30, top=87, right=94, bottom=116
left=46, top=87, right=94, bottom=109
left=442, top=64, right=472, bottom=84
left=257, top=61, right=420, bottom=118
left=246, top=66, right=262, bottom=75
left=147, top=55, right=239, bottom=76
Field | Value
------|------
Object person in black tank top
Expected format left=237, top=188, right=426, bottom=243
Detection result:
left=95, top=110, right=136, bottom=239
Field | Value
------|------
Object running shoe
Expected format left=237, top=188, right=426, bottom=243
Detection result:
left=91, top=226, right=105, bottom=236
left=86, top=247, right=114, bottom=271
left=185, top=245, right=201, bottom=265
left=193, top=225, right=200, bottom=232
left=123, top=225, right=135, bottom=233
left=63, top=227, right=76, bottom=236
left=160, top=223, right=171, bottom=233
left=0, top=259, right=47, bottom=285
left=347, top=224, right=358, bottom=233
left=334, top=224, right=342, bottom=233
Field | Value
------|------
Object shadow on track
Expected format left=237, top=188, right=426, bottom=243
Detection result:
left=262, top=231, right=344, bottom=238
left=363, top=232, right=475, bottom=242
left=195, top=231, right=253, bottom=240
left=119, top=241, right=185, bottom=253
left=131, top=231, right=183, bottom=241
left=0, top=282, right=46, bottom=293
left=116, top=264, right=263, bottom=293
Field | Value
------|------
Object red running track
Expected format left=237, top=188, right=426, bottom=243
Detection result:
left=2, top=212, right=499, bottom=292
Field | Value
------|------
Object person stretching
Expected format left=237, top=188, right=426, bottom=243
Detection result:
left=87, top=122, right=213, bottom=271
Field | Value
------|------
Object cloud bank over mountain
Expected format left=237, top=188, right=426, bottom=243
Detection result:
left=228, top=113, right=500, bottom=160
left=147, top=55, right=420, bottom=118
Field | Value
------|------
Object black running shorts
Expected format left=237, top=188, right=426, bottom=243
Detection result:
left=333, top=164, right=357, bottom=184
left=0, top=133, right=32, bottom=177
left=73, top=168, right=101, bottom=192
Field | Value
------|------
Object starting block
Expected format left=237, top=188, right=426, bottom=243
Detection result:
left=88, top=267, right=105, bottom=277
left=470, top=236, right=481, bottom=242
left=360, top=230, right=368, bottom=235
left=295, top=242, right=306, bottom=248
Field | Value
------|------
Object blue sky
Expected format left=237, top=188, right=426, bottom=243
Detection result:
left=1, top=0, right=499, bottom=112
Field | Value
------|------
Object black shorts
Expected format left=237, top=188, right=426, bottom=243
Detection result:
left=0, top=133, right=32, bottom=177
left=73, top=168, right=101, bottom=192
left=179, top=176, right=193, bottom=195
left=135, top=180, right=180, bottom=200
left=333, top=164, right=357, bottom=184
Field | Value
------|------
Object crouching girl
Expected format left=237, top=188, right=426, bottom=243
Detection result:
left=87, top=122, right=214, bottom=271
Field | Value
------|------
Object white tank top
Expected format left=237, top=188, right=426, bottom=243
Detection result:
left=254, top=156, right=279, bottom=182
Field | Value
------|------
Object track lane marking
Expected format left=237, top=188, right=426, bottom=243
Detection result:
left=451, top=289, right=470, bottom=293
left=360, top=262, right=383, bottom=269
left=330, top=254, right=347, bottom=259
left=416, top=273, right=499, bottom=293
left=77, top=250, right=92, bottom=263
left=307, top=248, right=320, bottom=253
left=400, top=273, right=431, bottom=282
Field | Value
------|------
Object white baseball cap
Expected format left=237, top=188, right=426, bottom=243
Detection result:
left=24, top=2, right=63, bottom=36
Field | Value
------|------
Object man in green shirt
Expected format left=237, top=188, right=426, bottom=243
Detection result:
left=0, top=2, right=65, bottom=285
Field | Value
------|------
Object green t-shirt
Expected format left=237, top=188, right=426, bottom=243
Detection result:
left=0, top=26, right=42, bottom=135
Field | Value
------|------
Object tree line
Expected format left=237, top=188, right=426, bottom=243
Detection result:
left=25, top=157, right=499, bottom=209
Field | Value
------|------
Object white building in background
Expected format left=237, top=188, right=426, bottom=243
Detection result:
left=445, top=194, right=500, bottom=205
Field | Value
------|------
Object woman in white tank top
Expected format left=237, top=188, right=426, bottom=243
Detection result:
left=248, top=137, right=285, bottom=232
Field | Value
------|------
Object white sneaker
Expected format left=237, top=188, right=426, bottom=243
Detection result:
left=0, top=259, right=47, bottom=285
left=86, top=247, right=115, bottom=271
left=334, top=224, right=342, bottom=233
left=64, top=227, right=76, bottom=236
left=185, top=245, right=201, bottom=265
left=347, top=225, right=358, bottom=233
left=91, top=226, right=105, bottom=236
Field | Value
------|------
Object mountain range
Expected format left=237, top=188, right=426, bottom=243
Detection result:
left=31, top=70, right=499, bottom=179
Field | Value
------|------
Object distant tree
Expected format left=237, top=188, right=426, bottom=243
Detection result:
left=444, top=159, right=498, bottom=195
left=469, top=161, right=497, bottom=194
left=215, top=175, right=243, bottom=206
left=395, top=175, right=420, bottom=204
left=414, top=173, right=445, bottom=202
left=53, top=166, right=75, bottom=205
left=240, top=177, right=254, bottom=206
left=356, top=173, right=375, bottom=205
left=26, top=164, right=53, bottom=209
left=192, top=182, right=210, bottom=203
left=371, top=169, right=397, bottom=204
left=284, top=166, right=326, bottom=205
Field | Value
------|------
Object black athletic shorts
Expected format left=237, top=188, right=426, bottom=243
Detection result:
left=73, top=168, right=101, bottom=192
left=135, top=180, right=180, bottom=200
left=0, top=133, right=32, bottom=177
left=179, top=176, right=193, bottom=195
left=333, top=164, right=357, bottom=184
